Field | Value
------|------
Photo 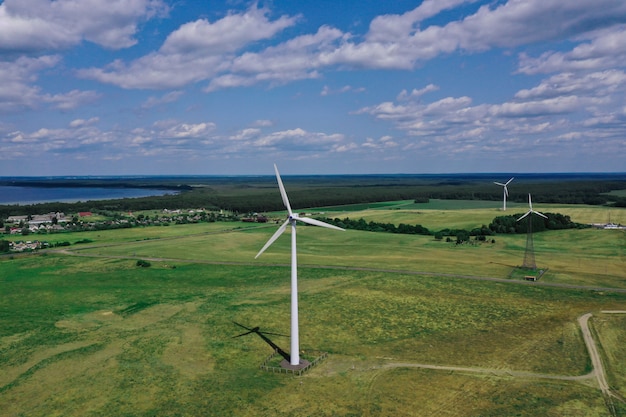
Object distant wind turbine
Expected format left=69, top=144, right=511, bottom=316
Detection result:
left=517, top=193, right=547, bottom=222
left=494, top=177, right=514, bottom=211
left=517, top=193, right=547, bottom=270
left=255, top=164, right=345, bottom=367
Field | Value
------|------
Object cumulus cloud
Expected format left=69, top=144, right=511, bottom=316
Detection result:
left=79, top=4, right=298, bottom=89
left=253, top=128, right=344, bottom=151
left=518, top=25, right=626, bottom=75
left=0, top=0, right=168, bottom=52
left=0, top=55, right=102, bottom=112
left=0, top=55, right=60, bottom=111
left=70, top=0, right=626, bottom=93
left=515, top=70, right=626, bottom=100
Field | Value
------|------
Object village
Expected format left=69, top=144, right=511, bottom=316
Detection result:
left=0, top=208, right=253, bottom=252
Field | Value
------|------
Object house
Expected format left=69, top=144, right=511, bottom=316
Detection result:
left=6, top=215, right=28, bottom=224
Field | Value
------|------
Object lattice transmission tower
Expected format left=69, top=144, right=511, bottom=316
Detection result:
left=522, top=217, right=536, bottom=269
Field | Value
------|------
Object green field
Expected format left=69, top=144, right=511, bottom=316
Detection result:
left=317, top=199, right=626, bottom=231
left=1, top=202, right=625, bottom=416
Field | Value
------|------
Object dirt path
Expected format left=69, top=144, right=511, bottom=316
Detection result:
left=381, top=362, right=594, bottom=381
left=579, top=313, right=610, bottom=392
left=377, top=312, right=626, bottom=395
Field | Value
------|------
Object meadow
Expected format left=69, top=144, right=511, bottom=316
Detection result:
left=1, top=201, right=625, bottom=416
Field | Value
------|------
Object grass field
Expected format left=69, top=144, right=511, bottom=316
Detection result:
left=317, top=199, right=626, bottom=231
left=1, top=201, right=625, bottom=416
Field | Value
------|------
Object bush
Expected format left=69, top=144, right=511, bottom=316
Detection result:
left=136, top=259, right=151, bottom=268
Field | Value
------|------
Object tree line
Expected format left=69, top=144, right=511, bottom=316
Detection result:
left=2, top=174, right=624, bottom=219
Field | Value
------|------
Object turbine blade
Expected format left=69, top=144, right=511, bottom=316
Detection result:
left=255, top=219, right=289, bottom=258
left=494, top=182, right=505, bottom=186
left=504, top=186, right=508, bottom=197
left=274, top=164, right=293, bottom=215
left=297, top=216, right=345, bottom=231
left=528, top=193, right=533, bottom=210
left=517, top=211, right=531, bottom=222
left=533, top=210, right=548, bottom=219
left=505, top=177, right=514, bottom=185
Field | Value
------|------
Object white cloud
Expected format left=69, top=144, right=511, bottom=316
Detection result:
left=367, top=0, right=476, bottom=43
left=73, top=0, right=626, bottom=94
left=321, top=84, right=365, bottom=96
left=43, top=89, right=102, bottom=110
left=0, top=55, right=60, bottom=112
left=0, top=0, right=168, bottom=52
left=397, top=84, right=439, bottom=101
left=490, top=96, right=581, bottom=117
left=253, top=119, right=273, bottom=127
left=518, top=26, right=626, bottom=75
left=229, top=128, right=261, bottom=141
left=150, top=121, right=216, bottom=139
left=69, top=117, right=100, bottom=128
left=141, top=91, right=184, bottom=108
left=253, top=128, right=345, bottom=151
left=161, top=6, right=296, bottom=54
left=79, top=4, right=298, bottom=90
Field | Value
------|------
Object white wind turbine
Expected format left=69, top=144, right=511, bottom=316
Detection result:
left=517, top=193, right=547, bottom=222
left=255, top=164, right=345, bottom=367
left=494, top=177, right=514, bottom=211
left=517, top=193, right=547, bottom=270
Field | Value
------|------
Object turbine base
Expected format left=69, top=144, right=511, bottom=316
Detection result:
left=280, top=359, right=311, bottom=370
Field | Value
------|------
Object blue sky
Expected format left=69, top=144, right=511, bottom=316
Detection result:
left=1, top=0, right=625, bottom=176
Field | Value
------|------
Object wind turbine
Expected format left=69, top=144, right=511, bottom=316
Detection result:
left=517, top=193, right=547, bottom=222
left=494, top=177, right=514, bottom=210
left=517, top=193, right=547, bottom=270
left=255, top=164, right=345, bottom=367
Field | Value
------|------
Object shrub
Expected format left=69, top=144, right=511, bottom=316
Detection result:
left=136, top=259, right=151, bottom=268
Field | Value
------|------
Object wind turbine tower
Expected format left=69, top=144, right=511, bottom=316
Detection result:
left=517, top=193, right=547, bottom=270
left=494, top=177, right=514, bottom=211
left=255, top=164, right=345, bottom=368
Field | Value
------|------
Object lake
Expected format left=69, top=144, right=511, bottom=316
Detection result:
left=0, top=186, right=176, bottom=205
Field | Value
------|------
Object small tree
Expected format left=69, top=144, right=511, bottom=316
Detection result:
left=0, top=240, right=10, bottom=253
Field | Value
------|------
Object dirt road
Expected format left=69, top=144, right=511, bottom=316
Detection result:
left=579, top=313, right=610, bottom=394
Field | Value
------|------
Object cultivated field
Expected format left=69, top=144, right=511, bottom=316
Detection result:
left=1, top=201, right=625, bottom=416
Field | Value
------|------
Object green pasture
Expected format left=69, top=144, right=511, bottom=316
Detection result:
left=64, top=221, right=625, bottom=290
left=1, top=202, right=625, bottom=416
left=317, top=199, right=514, bottom=212
left=594, top=313, right=626, bottom=401
left=323, top=199, right=625, bottom=230
left=1, top=252, right=625, bottom=416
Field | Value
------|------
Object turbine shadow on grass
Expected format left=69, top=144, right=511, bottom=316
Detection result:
left=232, top=321, right=291, bottom=363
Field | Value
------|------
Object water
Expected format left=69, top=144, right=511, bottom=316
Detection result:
left=0, top=186, right=174, bottom=205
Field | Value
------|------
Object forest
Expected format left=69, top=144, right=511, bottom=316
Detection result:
left=1, top=173, right=625, bottom=219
